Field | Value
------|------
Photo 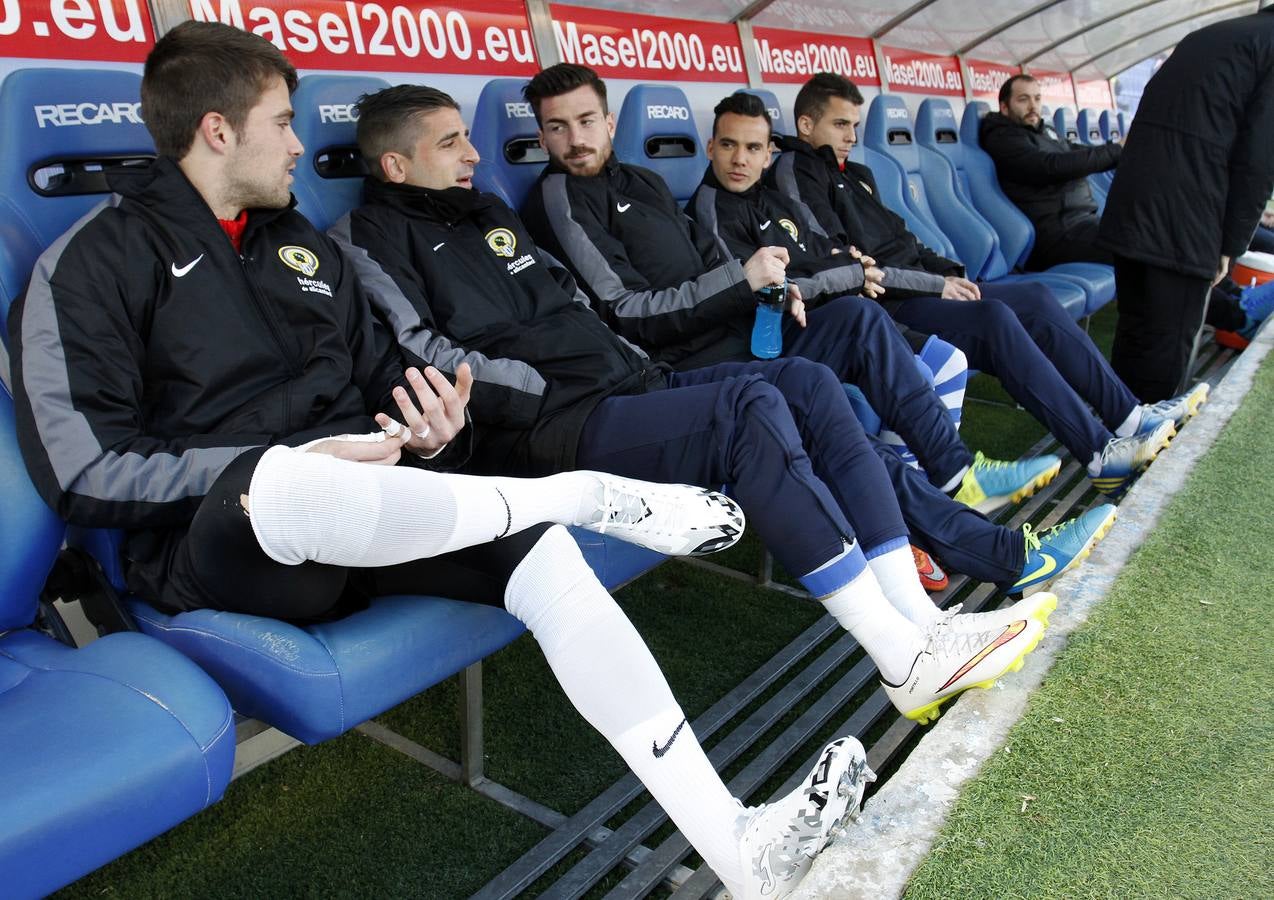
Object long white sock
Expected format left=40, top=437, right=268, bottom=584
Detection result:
left=505, top=526, right=749, bottom=894
left=866, top=539, right=940, bottom=627
left=246, top=444, right=611, bottom=566
left=811, top=560, right=924, bottom=684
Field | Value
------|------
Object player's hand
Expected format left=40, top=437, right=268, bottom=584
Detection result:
left=375, top=363, right=472, bottom=457
left=786, top=282, right=806, bottom=328
left=743, top=246, right=789, bottom=291
left=862, top=265, right=886, bottom=298
left=1212, top=254, right=1231, bottom=288
left=305, top=432, right=405, bottom=466
left=942, top=275, right=981, bottom=301
left=848, top=246, right=877, bottom=268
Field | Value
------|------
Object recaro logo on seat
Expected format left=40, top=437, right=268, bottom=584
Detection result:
left=34, top=102, right=143, bottom=128
left=885, top=107, right=908, bottom=120
left=504, top=101, right=534, bottom=118
left=318, top=104, right=358, bottom=124
left=647, top=105, right=689, bottom=121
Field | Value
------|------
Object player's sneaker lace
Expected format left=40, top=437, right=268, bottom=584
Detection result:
left=737, top=736, right=876, bottom=900
left=580, top=473, right=746, bottom=557
left=953, top=451, right=1062, bottom=514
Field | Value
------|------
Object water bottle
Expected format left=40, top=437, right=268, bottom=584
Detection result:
left=751, top=281, right=786, bottom=359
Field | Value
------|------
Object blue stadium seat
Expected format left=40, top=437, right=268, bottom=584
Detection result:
left=0, top=69, right=153, bottom=345
left=1053, top=107, right=1110, bottom=206
left=471, top=77, right=546, bottom=210
left=736, top=87, right=789, bottom=137
left=290, top=74, right=390, bottom=231
left=866, top=95, right=1087, bottom=318
left=1077, top=107, right=1115, bottom=191
left=1053, top=107, right=1079, bottom=142
left=952, top=101, right=1116, bottom=315
left=614, top=84, right=706, bottom=205
left=0, top=69, right=666, bottom=747
left=1099, top=109, right=1119, bottom=142
left=848, top=143, right=958, bottom=258
left=1117, top=111, right=1129, bottom=139
left=1, top=385, right=235, bottom=898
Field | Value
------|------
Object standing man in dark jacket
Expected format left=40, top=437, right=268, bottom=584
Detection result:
left=8, top=27, right=891, bottom=899
left=519, top=63, right=1064, bottom=518
left=1099, top=7, right=1274, bottom=400
left=334, top=84, right=1062, bottom=762
left=980, top=74, right=1121, bottom=270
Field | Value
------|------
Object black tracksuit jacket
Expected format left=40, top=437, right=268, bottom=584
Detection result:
left=7, top=158, right=456, bottom=606
left=1099, top=7, right=1274, bottom=279
left=979, top=112, right=1119, bottom=257
left=333, top=178, right=666, bottom=476
left=767, top=134, right=964, bottom=297
left=686, top=168, right=866, bottom=304
left=521, top=155, right=760, bottom=370
left=687, top=167, right=932, bottom=352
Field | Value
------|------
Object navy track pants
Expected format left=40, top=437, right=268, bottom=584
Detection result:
left=575, top=356, right=1022, bottom=586
left=780, top=296, right=971, bottom=487
left=888, top=281, right=1140, bottom=462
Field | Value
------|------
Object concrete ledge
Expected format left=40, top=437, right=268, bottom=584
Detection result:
left=794, top=322, right=1274, bottom=900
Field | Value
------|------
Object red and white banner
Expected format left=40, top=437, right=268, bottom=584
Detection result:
left=1030, top=68, right=1076, bottom=107
left=750, top=27, right=878, bottom=87
left=965, top=58, right=1019, bottom=102
left=548, top=4, right=744, bottom=83
left=0, top=0, right=152, bottom=61
left=188, top=0, right=538, bottom=74
left=880, top=45, right=962, bottom=96
left=1074, top=78, right=1113, bottom=110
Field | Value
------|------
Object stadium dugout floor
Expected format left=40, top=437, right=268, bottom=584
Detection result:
left=52, top=313, right=1252, bottom=900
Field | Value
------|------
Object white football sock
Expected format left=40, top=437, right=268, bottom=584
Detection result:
left=866, top=540, right=940, bottom=626
left=805, top=545, right=927, bottom=678
left=505, top=526, right=748, bottom=892
left=246, top=444, right=610, bottom=566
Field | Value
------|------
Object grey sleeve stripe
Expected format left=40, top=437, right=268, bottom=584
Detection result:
left=881, top=267, right=946, bottom=294
left=792, top=264, right=865, bottom=300
left=691, top=187, right=733, bottom=259
left=536, top=245, right=593, bottom=308
left=543, top=174, right=746, bottom=319
left=329, top=216, right=546, bottom=399
left=774, top=155, right=829, bottom=239
left=20, top=197, right=258, bottom=503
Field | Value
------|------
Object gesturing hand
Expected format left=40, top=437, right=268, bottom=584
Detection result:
left=376, top=363, right=473, bottom=457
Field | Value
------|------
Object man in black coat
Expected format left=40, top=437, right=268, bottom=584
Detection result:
left=1099, top=7, right=1274, bottom=401
left=980, top=74, right=1120, bottom=270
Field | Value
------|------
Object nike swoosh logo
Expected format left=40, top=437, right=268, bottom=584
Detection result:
left=651, top=717, right=687, bottom=758
left=170, top=254, right=204, bottom=277
left=616, top=202, right=631, bottom=213
left=760, top=219, right=771, bottom=229
left=433, top=242, right=446, bottom=251
left=1015, top=552, right=1058, bottom=588
left=939, top=619, right=1028, bottom=692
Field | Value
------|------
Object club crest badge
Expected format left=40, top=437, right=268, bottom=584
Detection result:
left=486, top=228, right=517, bottom=257
left=278, top=245, right=320, bottom=276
